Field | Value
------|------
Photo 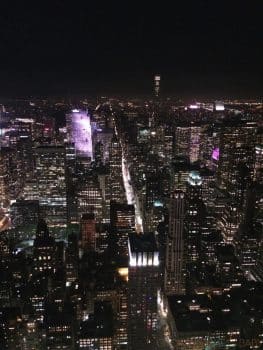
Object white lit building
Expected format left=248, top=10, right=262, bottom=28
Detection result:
left=128, top=233, right=159, bottom=350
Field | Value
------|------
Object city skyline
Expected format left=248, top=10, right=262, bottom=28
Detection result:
left=0, top=1, right=262, bottom=349
left=0, top=97, right=262, bottom=349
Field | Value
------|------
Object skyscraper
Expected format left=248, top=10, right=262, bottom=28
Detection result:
left=128, top=233, right=159, bottom=350
left=77, top=176, right=103, bottom=222
left=33, top=219, right=56, bottom=275
left=109, top=134, right=125, bottom=203
left=217, top=124, right=256, bottom=203
left=185, top=171, right=204, bottom=263
left=0, top=149, right=9, bottom=208
left=165, top=190, right=186, bottom=294
left=110, top=202, right=135, bottom=259
left=66, top=109, right=93, bottom=160
left=154, top=75, right=161, bottom=98
left=80, top=213, right=96, bottom=251
left=35, top=145, right=67, bottom=228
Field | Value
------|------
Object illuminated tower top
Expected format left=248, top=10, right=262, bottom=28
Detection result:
left=187, top=171, right=202, bottom=186
left=128, top=233, right=159, bottom=267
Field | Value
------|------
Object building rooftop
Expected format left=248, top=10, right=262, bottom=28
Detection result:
left=129, top=232, right=158, bottom=253
left=79, top=302, right=114, bottom=339
left=168, top=283, right=263, bottom=334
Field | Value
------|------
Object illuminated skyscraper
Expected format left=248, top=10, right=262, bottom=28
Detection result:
left=110, top=202, right=135, bottom=259
left=175, top=125, right=201, bottom=163
left=35, top=145, right=67, bottom=228
left=0, top=149, right=9, bottom=208
left=165, top=190, right=186, bottom=294
left=65, top=143, right=78, bottom=224
left=189, top=126, right=201, bottom=163
left=93, top=128, right=113, bottom=163
left=174, top=126, right=191, bottom=159
left=109, top=134, right=125, bottom=203
left=128, top=233, right=159, bottom=350
left=219, top=201, right=241, bottom=243
left=185, top=171, right=204, bottom=263
left=66, top=109, right=93, bottom=160
left=77, top=175, right=103, bottom=222
left=254, top=145, right=263, bottom=182
left=154, top=75, right=161, bottom=98
left=217, top=124, right=256, bottom=204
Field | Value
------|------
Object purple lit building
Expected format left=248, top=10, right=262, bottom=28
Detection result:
left=66, top=109, right=93, bottom=159
left=212, top=147, right=220, bottom=161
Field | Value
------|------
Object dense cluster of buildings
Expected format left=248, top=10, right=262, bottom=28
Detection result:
left=0, top=97, right=262, bottom=349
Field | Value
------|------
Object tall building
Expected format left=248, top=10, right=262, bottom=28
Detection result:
left=65, top=143, right=78, bottom=224
left=154, top=75, right=161, bottom=98
left=218, top=201, right=241, bottom=243
left=94, top=141, right=103, bottom=164
left=77, top=175, right=103, bottom=222
left=66, top=109, right=93, bottom=159
left=66, top=232, right=79, bottom=285
left=185, top=171, right=204, bottom=263
left=165, top=190, right=185, bottom=294
left=78, top=302, right=114, bottom=350
left=189, top=126, right=202, bottom=163
left=0, top=149, right=9, bottom=208
left=115, top=276, right=128, bottom=350
left=10, top=199, right=39, bottom=229
left=128, top=233, right=159, bottom=350
left=33, top=219, right=56, bottom=275
left=175, top=125, right=202, bottom=163
left=35, top=145, right=67, bottom=228
left=145, top=174, right=160, bottom=210
left=110, top=202, right=135, bottom=259
left=217, top=124, right=256, bottom=204
left=80, top=213, right=96, bottom=251
left=92, top=128, right=113, bottom=163
left=109, top=134, right=125, bottom=203
left=174, top=126, right=191, bottom=159
left=45, top=312, right=74, bottom=350
left=254, top=144, right=263, bottom=182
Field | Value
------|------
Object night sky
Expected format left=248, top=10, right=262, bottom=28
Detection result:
left=0, top=1, right=262, bottom=98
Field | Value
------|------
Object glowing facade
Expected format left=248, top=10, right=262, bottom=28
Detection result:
left=212, top=147, right=220, bottom=161
left=66, top=109, right=92, bottom=159
left=215, top=101, right=225, bottom=111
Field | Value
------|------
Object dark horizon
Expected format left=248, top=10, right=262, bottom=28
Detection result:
left=0, top=1, right=262, bottom=98
left=0, top=71, right=262, bottom=100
